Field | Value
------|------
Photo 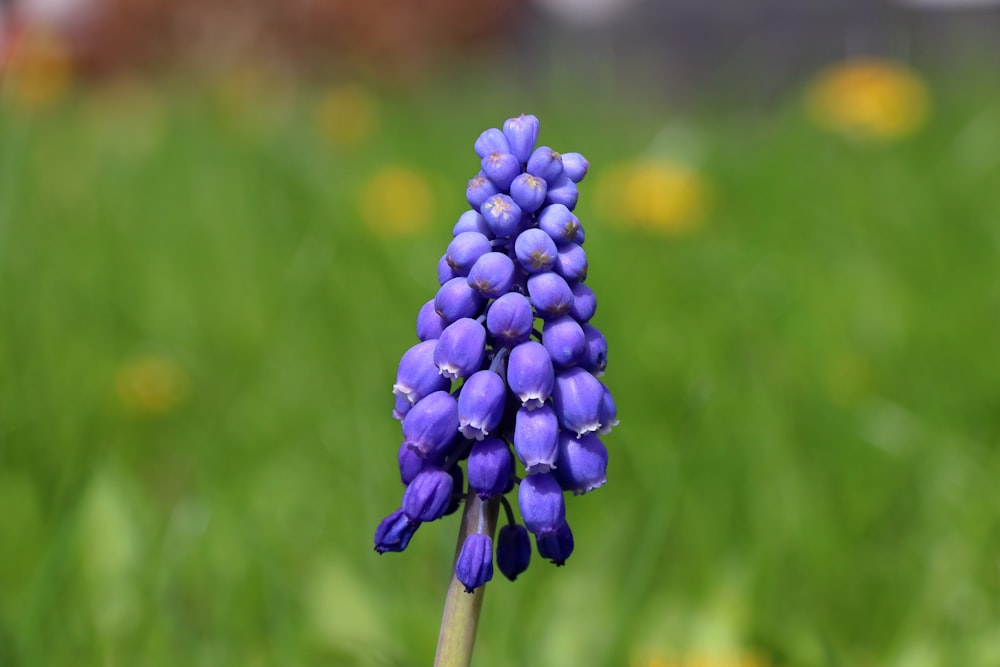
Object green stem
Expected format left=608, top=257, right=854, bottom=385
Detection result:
left=433, top=491, right=500, bottom=667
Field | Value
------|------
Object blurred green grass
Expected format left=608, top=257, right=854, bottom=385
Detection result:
left=1, top=71, right=999, bottom=667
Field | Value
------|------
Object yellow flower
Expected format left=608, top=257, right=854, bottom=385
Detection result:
left=4, top=27, right=73, bottom=110
left=597, top=159, right=708, bottom=234
left=806, top=57, right=929, bottom=140
left=358, top=166, right=435, bottom=238
left=631, top=650, right=772, bottom=667
left=115, top=356, right=189, bottom=418
left=314, top=83, right=380, bottom=150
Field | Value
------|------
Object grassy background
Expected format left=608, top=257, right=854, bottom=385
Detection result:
left=1, top=68, right=999, bottom=666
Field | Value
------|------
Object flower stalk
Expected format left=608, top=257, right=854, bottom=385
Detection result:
left=433, top=492, right=500, bottom=667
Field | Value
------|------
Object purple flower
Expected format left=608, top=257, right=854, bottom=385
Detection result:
left=554, top=431, right=607, bottom=494
left=481, top=194, right=522, bottom=237
left=403, top=468, right=455, bottom=523
left=456, top=533, right=494, bottom=593
left=537, top=204, right=582, bottom=245
left=544, top=175, right=579, bottom=210
left=467, top=437, right=514, bottom=499
left=393, top=339, right=450, bottom=405
left=561, top=152, right=589, bottom=183
left=551, top=367, right=604, bottom=438
left=553, top=243, right=588, bottom=283
left=453, top=210, right=491, bottom=236
left=514, top=405, right=560, bottom=474
left=496, top=523, right=531, bottom=581
left=514, top=228, right=558, bottom=274
left=467, top=252, right=515, bottom=298
left=502, top=114, right=539, bottom=163
left=527, top=271, right=575, bottom=318
left=518, top=473, right=565, bottom=537
left=416, top=299, right=448, bottom=341
left=542, top=315, right=586, bottom=369
left=457, top=370, right=507, bottom=440
left=481, top=151, right=521, bottom=191
left=526, top=146, right=564, bottom=184
left=509, top=173, right=547, bottom=213
left=467, top=171, right=499, bottom=209
left=434, top=277, right=484, bottom=323
left=485, top=292, right=534, bottom=345
left=507, top=341, right=555, bottom=409
left=398, top=441, right=443, bottom=485
left=474, top=127, right=510, bottom=158
left=434, top=318, right=486, bottom=381
left=374, top=508, right=419, bottom=554
left=536, top=521, right=574, bottom=566
left=569, top=283, right=597, bottom=323
left=446, top=232, right=493, bottom=276
left=580, top=323, right=608, bottom=376
left=402, top=390, right=458, bottom=459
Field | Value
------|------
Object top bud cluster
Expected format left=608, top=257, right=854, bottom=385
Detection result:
left=374, top=114, right=617, bottom=592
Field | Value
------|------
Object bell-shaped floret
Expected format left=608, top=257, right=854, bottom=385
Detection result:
left=517, top=472, right=565, bottom=537
left=393, top=339, right=450, bottom=405
left=598, top=383, right=618, bottom=435
left=554, top=431, right=607, bottom=494
left=551, top=367, right=604, bottom=437
left=580, top=323, right=608, bottom=376
left=392, top=394, right=411, bottom=421
left=455, top=533, right=494, bottom=593
left=416, top=299, right=448, bottom=341
left=514, top=228, right=558, bottom=274
left=474, top=127, right=510, bottom=159
left=481, top=194, right=522, bottom=238
left=502, top=114, right=539, bottom=163
left=569, top=282, right=597, bottom=323
left=526, top=146, right=564, bottom=184
left=446, top=232, right=493, bottom=276
left=543, top=174, right=579, bottom=210
left=537, top=203, right=582, bottom=245
left=374, top=508, right=419, bottom=554
left=496, top=523, right=532, bottom=581
left=402, top=390, right=458, bottom=459
left=561, top=152, right=589, bottom=183
left=507, top=341, right=555, bottom=409
left=458, top=370, right=507, bottom=440
left=542, top=316, right=586, bottom=369
left=466, top=171, right=499, bottom=210
left=509, top=173, right=547, bottom=213
left=536, top=521, right=574, bottom=565
left=434, top=277, right=485, bottom=323
left=434, top=318, right=487, bottom=381
left=398, top=441, right=443, bottom=485
left=554, top=243, right=588, bottom=283
left=527, top=271, right=575, bottom=319
left=467, top=252, right=515, bottom=298
left=486, top=292, right=534, bottom=345
left=514, top=405, right=560, bottom=474
left=467, top=437, right=514, bottom=499
left=402, top=468, right=454, bottom=523
left=481, top=151, right=521, bottom=191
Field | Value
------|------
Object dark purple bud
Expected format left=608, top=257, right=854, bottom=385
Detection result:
left=541, top=315, right=586, bottom=368
left=537, top=204, right=582, bottom=245
left=402, top=390, right=458, bottom=458
left=526, top=146, right=564, bottom=184
left=517, top=473, right=565, bottom=537
left=502, top=114, right=539, bottom=163
left=374, top=508, right=419, bottom=554
left=598, top=383, right=618, bottom=435
left=402, top=468, right=454, bottom=523
left=481, top=194, right=522, bottom=238
left=434, top=277, right=485, bottom=323
left=434, top=318, right=487, bottom=381
left=474, top=127, right=510, bottom=158
left=398, top=441, right=442, bottom=485
left=467, top=171, right=499, bottom=209
left=554, top=431, right=607, bottom=494
left=536, top=521, right=574, bottom=565
left=467, top=252, right=515, bottom=298
left=527, top=271, right=575, bottom=319
left=467, top=436, right=514, bottom=499
left=486, top=292, right=534, bottom=345
left=446, top=232, right=493, bottom=276
left=509, top=173, right=547, bottom=213
left=569, top=283, right=597, bottom=322
left=507, top=341, right=555, bottom=409
left=455, top=533, right=494, bottom=593
left=496, top=524, right=532, bottom=581
left=458, top=370, right=507, bottom=440
left=393, top=339, right=451, bottom=405
left=554, top=243, right=588, bottom=283
left=416, top=299, right=448, bottom=341
left=481, top=151, right=521, bottom=191
left=393, top=394, right=411, bottom=421
left=514, top=405, right=559, bottom=473
left=438, top=254, right=456, bottom=285
left=552, top=367, right=604, bottom=437
left=561, top=152, right=589, bottom=183
left=514, top=228, right=558, bottom=274
left=580, top=323, right=607, bottom=376
left=453, top=210, right=491, bottom=236
left=544, top=175, right=579, bottom=210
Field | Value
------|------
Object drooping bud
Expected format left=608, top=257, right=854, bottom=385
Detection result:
left=537, top=203, right=582, bottom=245
left=402, top=390, right=458, bottom=458
left=455, top=533, right=494, bottom=593
left=517, top=472, right=565, bottom=537
left=514, top=405, right=560, bottom=474
left=502, top=114, right=540, bottom=163
left=569, top=282, right=597, bottom=323
left=580, top=323, right=608, bottom=376
left=481, top=151, right=521, bottom=191
left=434, top=318, right=487, bottom=381
left=474, top=127, right=510, bottom=158
left=458, top=370, right=507, bottom=440
left=526, top=146, right=564, bottom=184
left=543, top=175, right=579, bottom=210
left=466, top=171, right=499, bottom=209
left=416, top=299, right=448, bottom=341
left=453, top=210, right=491, bottom=236
left=553, top=243, right=588, bottom=283
left=393, top=339, right=450, bottom=405
left=507, top=341, right=555, bottom=409
left=496, top=523, right=532, bottom=581
left=402, top=468, right=455, bottom=523
left=374, top=508, right=419, bottom=554
left=467, top=437, right=514, bottom=499
left=536, top=521, right=574, bottom=565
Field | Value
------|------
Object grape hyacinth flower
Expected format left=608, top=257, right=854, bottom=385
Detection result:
left=372, top=114, right=618, bottom=667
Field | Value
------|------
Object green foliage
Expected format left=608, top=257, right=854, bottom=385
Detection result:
left=1, top=74, right=999, bottom=667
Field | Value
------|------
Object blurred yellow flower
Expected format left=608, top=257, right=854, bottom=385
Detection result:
left=358, top=166, right=435, bottom=238
left=597, top=159, right=708, bottom=234
left=115, top=356, right=189, bottom=418
left=806, top=57, right=929, bottom=140
left=314, top=83, right=380, bottom=150
left=4, top=27, right=73, bottom=110
left=632, top=651, right=771, bottom=667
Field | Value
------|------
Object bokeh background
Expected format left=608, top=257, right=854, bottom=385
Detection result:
left=2, top=0, right=1000, bottom=665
